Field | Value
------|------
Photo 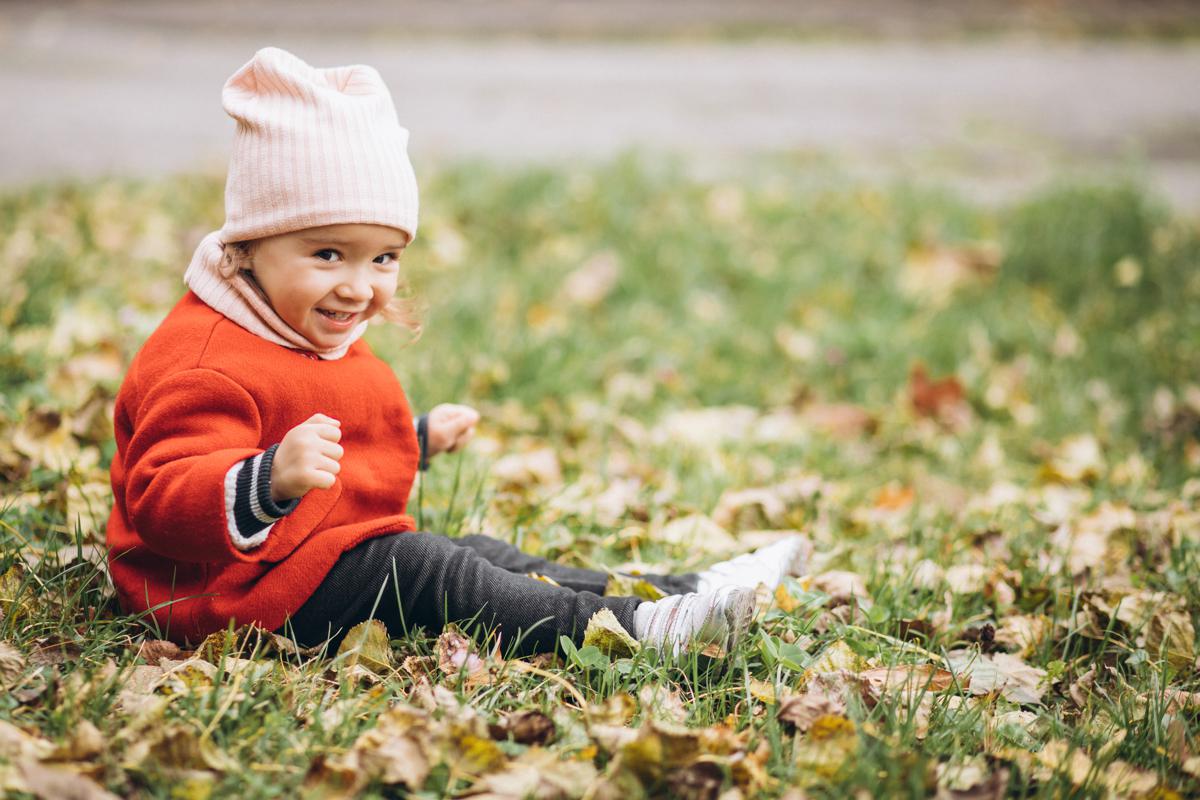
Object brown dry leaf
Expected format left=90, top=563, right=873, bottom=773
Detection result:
left=124, top=723, right=237, bottom=774
left=436, top=626, right=495, bottom=686
left=0, top=720, right=55, bottom=761
left=1041, top=434, right=1105, bottom=483
left=948, top=651, right=1048, bottom=705
left=900, top=241, right=1001, bottom=307
left=665, top=759, right=725, bottom=800
left=490, top=710, right=556, bottom=746
left=802, top=641, right=866, bottom=681
left=630, top=719, right=709, bottom=775
left=993, top=615, right=1051, bottom=658
left=657, top=514, right=738, bottom=554
left=945, top=565, right=990, bottom=595
left=935, top=757, right=1009, bottom=800
left=1162, top=688, right=1200, bottom=714
left=303, top=751, right=366, bottom=799
left=559, top=251, right=620, bottom=308
left=11, top=408, right=83, bottom=473
left=0, top=641, right=25, bottom=687
left=0, top=566, right=32, bottom=625
left=338, top=619, right=393, bottom=675
left=792, top=715, right=858, bottom=781
left=909, top=364, right=973, bottom=430
left=858, top=664, right=957, bottom=700
left=356, top=729, right=430, bottom=789
left=638, top=684, right=689, bottom=723
left=15, top=759, right=121, bottom=800
left=652, top=406, right=758, bottom=450
left=1031, top=740, right=1093, bottom=786
left=777, top=687, right=848, bottom=733
left=582, top=608, right=639, bottom=658
left=470, top=746, right=599, bottom=799
left=1100, top=760, right=1158, bottom=796
left=1112, top=592, right=1196, bottom=673
left=195, top=624, right=317, bottom=663
left=797, top=402, right=877, bottom=440
left=491, top=448, right=563, bottom=490
left=585, top=693, right=637, bottom=727
left=50, top=719, right=104, bottom=761
left=135, top=639, right=183, bottom=664
left=803, top=571, right=872, bottom=608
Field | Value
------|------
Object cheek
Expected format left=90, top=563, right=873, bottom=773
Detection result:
left=373, top=275, right=400, bottom=304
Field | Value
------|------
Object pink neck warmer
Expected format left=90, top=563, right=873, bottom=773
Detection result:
left=184, top=231, right=367, bottom=360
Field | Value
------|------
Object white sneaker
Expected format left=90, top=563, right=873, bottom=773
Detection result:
left=633, top=585, right=756, bottom=657
left=694, top=535, right=812, bottom=594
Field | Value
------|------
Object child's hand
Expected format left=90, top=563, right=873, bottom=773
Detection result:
left=427, top=403, right=480, bottom=457
left=271, top=413, right=343, bottom=502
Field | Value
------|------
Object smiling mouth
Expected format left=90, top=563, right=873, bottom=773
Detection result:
left=316, top=309, right=358, bottom=322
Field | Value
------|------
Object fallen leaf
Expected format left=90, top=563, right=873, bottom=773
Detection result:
left=909, top=364, right=972, bottom=430
left=337, top=620, right=392, bottom=675
left=559, top=251, right=620, bottom=308
left=858, top=664, right=957, bottom=699
left=777, top=688, right=847, bottom=733
left=604, top=573, right=666, bottom=601
left=948, top=651, right=1048, bottom=705
left=792, top=715, right=858, bottom=780
left=490, top=710, right=556, bottom=746
left=582, top=608, right=639, bottom=658
left=900, top=241, right=1001, bottom=307
left=16, top=759, right=121, bottom=800
left=657, top=514, right=738, bottom=554
left=436, top=626, right=493, bottom=685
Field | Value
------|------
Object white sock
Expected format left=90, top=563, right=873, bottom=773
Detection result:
left=633, top=585, right=755, bottom=656
left=694, top=535, right=812, bottom=595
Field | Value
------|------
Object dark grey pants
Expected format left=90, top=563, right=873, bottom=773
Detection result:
left=277, top=532, right=699, bottom=656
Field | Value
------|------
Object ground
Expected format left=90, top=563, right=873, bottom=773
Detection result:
left=0, top=161, right=1197, bottom=798
left=1, top=3, right=1199, bottom=798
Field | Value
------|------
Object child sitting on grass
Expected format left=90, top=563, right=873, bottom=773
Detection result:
left=105, top=46, right=811, bottom=658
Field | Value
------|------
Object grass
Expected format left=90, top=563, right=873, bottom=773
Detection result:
left=0, top=156, right=1197, bottom=798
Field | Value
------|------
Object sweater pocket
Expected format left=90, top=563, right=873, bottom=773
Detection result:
left=255, top=479, right=344, bottom=564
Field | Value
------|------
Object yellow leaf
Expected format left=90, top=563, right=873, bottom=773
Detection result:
left=583, top=608, right=639, bottom=658
left=337, top=620, right=392, bottom=675
left=605, top=573, right=666, bottom=601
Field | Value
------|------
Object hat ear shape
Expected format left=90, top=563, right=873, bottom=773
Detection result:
left=216, top=46, right=419, bottom=244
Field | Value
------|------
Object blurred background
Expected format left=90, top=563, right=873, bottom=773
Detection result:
left=2, top=0, right=1200, bottom=210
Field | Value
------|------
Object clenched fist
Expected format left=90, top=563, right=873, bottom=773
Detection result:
left=271, top=413, right=343, bottom=502
left=426, top=403, right=480, bottom=458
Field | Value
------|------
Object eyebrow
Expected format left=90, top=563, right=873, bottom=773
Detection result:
left=300, top=236, right=407, bottom=249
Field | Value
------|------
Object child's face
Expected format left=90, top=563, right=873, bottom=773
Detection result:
left=248, top=223, right=409, bottom=349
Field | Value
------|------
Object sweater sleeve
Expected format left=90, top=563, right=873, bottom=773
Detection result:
left=224, top=444, right=299, bottom=550
left=122, top=368, right=332, bottom=564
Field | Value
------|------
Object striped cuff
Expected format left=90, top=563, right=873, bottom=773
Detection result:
left=223, top=444, right=300, bottom=551
left=416, top=414, right=430, bottom=471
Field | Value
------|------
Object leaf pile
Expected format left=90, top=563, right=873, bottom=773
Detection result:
left=0, top=163, right=1198, bottom=797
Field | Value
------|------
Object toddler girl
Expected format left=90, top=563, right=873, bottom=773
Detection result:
left=106, top=47, right=811, bottom=658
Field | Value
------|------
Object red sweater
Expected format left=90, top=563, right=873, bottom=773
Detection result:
left=106, top=292, right=420, bottom=644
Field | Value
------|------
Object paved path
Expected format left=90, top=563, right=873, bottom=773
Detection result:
left=2, top=4, right=1199, bottom=212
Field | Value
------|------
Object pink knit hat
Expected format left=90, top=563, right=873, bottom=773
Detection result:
left=220, top=46, right=418, bottom=242
left=184, top=47, right=418, bottom=359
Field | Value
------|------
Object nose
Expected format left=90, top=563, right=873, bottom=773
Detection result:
left=336, top=268, right=372, bottom=303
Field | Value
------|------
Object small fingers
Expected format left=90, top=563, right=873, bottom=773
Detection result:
left=306, top=413, right=341, bottom=427
left=310, top=469, right=337, bottom=490
left=313, top=423, right=342, bottom=443
left=319, top=441, right=345, bottom=460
